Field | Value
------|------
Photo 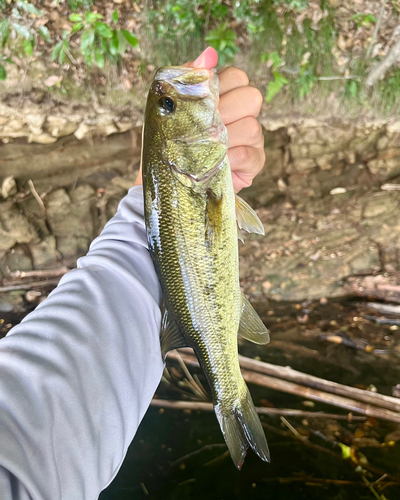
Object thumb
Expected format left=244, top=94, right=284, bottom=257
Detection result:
left=183, top=47, right=218, bottom=69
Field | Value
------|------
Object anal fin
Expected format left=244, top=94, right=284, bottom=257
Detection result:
left=238, top=294, right=270, bottom=345
left=160, top=307, right=187, bottom=359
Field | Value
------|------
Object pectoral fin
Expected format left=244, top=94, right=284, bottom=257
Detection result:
left=160, top=307, right=187, bottom=359
left=205, top=191, right=223, bottom=248
left=238, top=294, right=270, bottom=345
left=235, top=195, right=265, bottom=236
left=237, top=226, right=244, bottom=244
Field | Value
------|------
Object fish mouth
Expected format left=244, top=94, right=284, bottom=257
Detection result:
left=154, top=66, right=218, bottom=99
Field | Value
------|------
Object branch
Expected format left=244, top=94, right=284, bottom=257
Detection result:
left=0, top=279, right=61, bottom=292
left=366, top=0, right=388, bottom=60
left=151, top=399, right=366, bottom=420
left=317, top=75, right=362, bottom=81
left=366, top=36, right=400, bottom=86
left=167, top=350, right=400, bottom=423
left=6, top=267, right=69, bottom=281
left=28, top=179, right=46, bottom=214
left=237, top=353, right=400, bottom=413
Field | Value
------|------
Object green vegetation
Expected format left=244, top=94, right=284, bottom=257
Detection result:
left=377, top=69, right=400, bottom=113
left=144, top=0, right=243, bottom=66
left=205, top=24, right=238, bottom=66
left=0, top=0, right=138, bottom=79
left=143, top=0, right=340, bottom=103
left=351, top=12, right=377, bottom=28
left=67, top=0, right=93, bottom=10
left=0, top=0, right=400, bottom=114
left=0, top=0, right=49, bottom=78
left=52, top=10, right=137, bottom=68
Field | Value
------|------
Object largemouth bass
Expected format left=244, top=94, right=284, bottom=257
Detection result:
left=142, top=65, right=270, bottom=468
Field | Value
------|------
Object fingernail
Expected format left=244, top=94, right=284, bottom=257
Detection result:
left=193, top=48, right=208, bottom=68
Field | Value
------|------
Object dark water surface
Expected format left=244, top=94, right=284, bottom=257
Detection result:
left=99, top=299, right=400, bottom=500
left=1, top=297, right=400, bottom=499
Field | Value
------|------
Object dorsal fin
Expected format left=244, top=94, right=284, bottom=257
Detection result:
left=238, top=294, right=270, bottom=345
left=235, top=195, right=264, bottom=235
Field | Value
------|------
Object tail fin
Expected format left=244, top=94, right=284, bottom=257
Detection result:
left=215, top=387, right=270, bottom=469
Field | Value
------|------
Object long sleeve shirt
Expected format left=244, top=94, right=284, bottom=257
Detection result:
left=0, top=186, right=164, bottom=500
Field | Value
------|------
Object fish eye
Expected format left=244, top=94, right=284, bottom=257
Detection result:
left=158, top=96, right=176, bottom=114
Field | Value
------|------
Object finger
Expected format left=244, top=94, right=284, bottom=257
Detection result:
left=228, top=145, right=266, bottom=192
left=183, top=47, right=218, bottom=69
left=226, top=116, right=263, bottom=149
left=133, top=165, right=142, bottom=186
left=219, top=86, right=263, bottom=125
left=218, top=66, right=249, bottom=95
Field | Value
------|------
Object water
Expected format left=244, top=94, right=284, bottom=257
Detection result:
left=100, top=407, right=400, bottom=499
left=100, top=299, right=400, bottom=499
left=1, top=297, right=400, bottom=499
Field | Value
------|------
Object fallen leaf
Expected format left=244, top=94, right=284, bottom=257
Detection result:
left=44, top=75, right=63, bottom=87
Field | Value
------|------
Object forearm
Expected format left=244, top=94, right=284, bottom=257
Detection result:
left=0, top=186, right=163, bottom=500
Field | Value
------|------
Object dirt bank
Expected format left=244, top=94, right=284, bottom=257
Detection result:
left=2, top=112, right=400, bottom=304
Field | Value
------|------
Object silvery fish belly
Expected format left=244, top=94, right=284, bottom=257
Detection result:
left=142, top=65, right=271, bottom=469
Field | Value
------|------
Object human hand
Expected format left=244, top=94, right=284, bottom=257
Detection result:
left=134, top=47, right=265, bottom=193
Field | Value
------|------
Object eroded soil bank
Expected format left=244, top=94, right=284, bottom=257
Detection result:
left=2, top=111, right=400, bottom=305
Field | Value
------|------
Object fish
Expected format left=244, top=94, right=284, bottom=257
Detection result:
left=142, top=65, right=270, bottom=469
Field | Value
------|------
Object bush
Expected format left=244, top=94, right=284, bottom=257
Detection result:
left=0, top=0, right=138, bottom=79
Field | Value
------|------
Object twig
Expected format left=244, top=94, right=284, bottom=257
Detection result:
left=140, top=483, right=149, bottom=496
left=366, top=35, right=400, bottom=86
left=346, top=277, right=400, bottom=303
left=171, top=349, right=400, bottom=414
left=4, top=267, right=69, bottom=282
left=280, top=416, right=305, bottom=440
left=317, top=75, right=362, bottom=81
left=28, top=179, right=46, bottom=214
left=151, top=399, right=367, bottom=421
left=168, top=350, right=400, bottom=422
left=366, top=0, right=388, bottom=60
left=262, top=476, right=396, bottom=487
left=364, top=315, right=400, bottom=326
left=203, top=450, right=230, bottom=467
left=366, top=302, right=400, bottom=315
left=381, top=183, right=400, bottom=191
left=170, top=443, right=226, bottom=467
left=0, top=280, right=61, bottom=292
left=193, top=374, right=208, bottom=399
left=244, top=369, right=400, bottom=423
left=65, top=48, right=77, bottom=65
left=174, top=351, right=208, bottom=400
left=262, top=422, right=400, bottom=483
left=361, top=474, right=386, bottom=500
left=251, top=340, right=358, bottom=374
left=313, top=332, right=389, bottom=354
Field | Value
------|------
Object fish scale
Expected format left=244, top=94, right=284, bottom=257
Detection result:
left=143, top=65, right=270, bottom=468
left=148, top=162, right=241, bottom=401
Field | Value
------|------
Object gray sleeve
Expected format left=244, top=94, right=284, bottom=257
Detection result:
left=0, top=186, right=164, bottom=500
